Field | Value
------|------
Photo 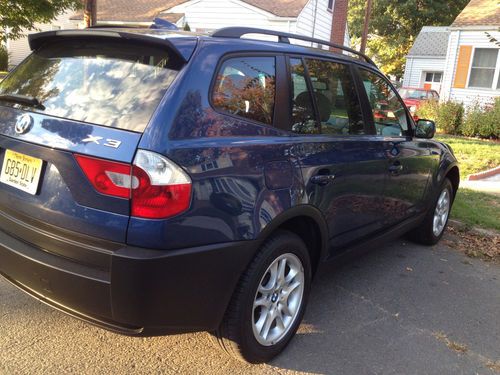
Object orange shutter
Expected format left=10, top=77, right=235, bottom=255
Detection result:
left=453, top=45, right=473, bottom=88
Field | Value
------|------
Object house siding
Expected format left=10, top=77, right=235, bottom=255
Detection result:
left=402, top=56, right=446, bottom=91
left=442, top=29, right=500, bottom=108
left=296, top=0, right=349, bottom=47
left=166, top=0, right=297, bottom=33
left=6, top=10, right=80, bottom=67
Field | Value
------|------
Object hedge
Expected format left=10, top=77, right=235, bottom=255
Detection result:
left=416, top=98, right=498, bottom=139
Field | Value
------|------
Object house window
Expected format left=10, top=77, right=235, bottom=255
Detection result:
left=468, top=48, right=499, bottom=89
left=425, top=72, right=442, bottom=83
left=328, top=0, right=333, bottom=10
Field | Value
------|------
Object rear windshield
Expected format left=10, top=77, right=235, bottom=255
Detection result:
left=0, top=39, right=182, bottom=132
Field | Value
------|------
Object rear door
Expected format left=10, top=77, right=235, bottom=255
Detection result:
left=289, top=57, right=389, bottom=251
left=356, top=68, right=433, bottom=225
left=0, top=36, right=185, bottom=243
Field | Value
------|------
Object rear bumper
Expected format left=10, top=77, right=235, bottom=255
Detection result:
left=0, top=227, right=257, bottom=335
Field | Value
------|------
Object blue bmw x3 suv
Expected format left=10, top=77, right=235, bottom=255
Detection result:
left=0, top=26, right=459, bottom=363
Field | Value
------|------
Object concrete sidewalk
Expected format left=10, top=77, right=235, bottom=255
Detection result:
left=461, top=174, right=500, bottom=195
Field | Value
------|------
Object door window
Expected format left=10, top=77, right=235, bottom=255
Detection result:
left=289, top=58, right=319, bottom=134
left=212, top=56, right=276, bottom=125
left=359, top=69, right=408, bottom=137
left=304, top=59, right=365, bottom=135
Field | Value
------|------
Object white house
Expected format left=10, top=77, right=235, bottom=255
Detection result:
left=5, top=0, right=349, bottom=68
left=402, top=27, right=449, bottom=93
left=440, top=0, right=500, bottom=107
left=5, top=10, right=82, bottom=67
left=403, top=0, right=500, bottom=108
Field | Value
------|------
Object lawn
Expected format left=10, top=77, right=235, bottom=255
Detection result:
left=435, top=134, right=500, bottom=178
left=451, top=188, right=500, bottom=231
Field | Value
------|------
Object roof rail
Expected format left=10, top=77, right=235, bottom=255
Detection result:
left=212, top=27, right=375, bottom=66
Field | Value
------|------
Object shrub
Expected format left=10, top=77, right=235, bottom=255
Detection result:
left=416, top=100, right=464, bottom=135
left=461, top=98, right=500, bottom=139
left=0, top=46, right=8, bottom=71
left=415, top=99, right=439, bottom=121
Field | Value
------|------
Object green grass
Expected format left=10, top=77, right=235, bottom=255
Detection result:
left=435, top=134, right=500, bottom=178
left=452, top=188, right=500, bottom=231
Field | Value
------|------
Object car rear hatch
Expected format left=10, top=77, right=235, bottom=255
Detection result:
left=0, top=30, right=194, bottom=269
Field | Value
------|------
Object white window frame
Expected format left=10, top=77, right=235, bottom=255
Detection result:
left=466, top=46, right=500, bottom=90
left=422, top=71, right=443, bottom=86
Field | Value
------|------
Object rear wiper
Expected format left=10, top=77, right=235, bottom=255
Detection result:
left=0, top=94, right=46, bottom=110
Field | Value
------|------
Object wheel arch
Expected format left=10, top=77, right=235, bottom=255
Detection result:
left=445, top=165, right=460, bottom=199
left=256, top=205, right=329, bottom=276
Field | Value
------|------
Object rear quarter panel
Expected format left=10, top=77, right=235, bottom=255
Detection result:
left=129, top=40, right=312, bottom=250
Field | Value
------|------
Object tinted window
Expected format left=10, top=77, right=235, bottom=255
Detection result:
left=305, top=59, right=365, bottom=135
left=212, top=56, right=276, bottom=125
left=360, top=69, right=408, bottom=136
left=289, top=58, right=318, bottom=134
left=0, top=40, right=181, bottom=132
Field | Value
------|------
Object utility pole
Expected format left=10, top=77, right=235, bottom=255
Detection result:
left=84, top=0, right=97, bottom=28
left=360, top=0, right=373, bottom=55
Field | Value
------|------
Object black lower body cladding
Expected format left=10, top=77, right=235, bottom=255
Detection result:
left=0, top=225, right=257, bottom=334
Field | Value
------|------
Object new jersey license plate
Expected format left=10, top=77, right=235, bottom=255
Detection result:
left=0, top=149, right=43, bottom=195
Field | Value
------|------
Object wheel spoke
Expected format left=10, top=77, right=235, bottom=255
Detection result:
left=279, top=301, right=292, bottom=317
left=254, top=296, right=271, bottom=309
left=260, top=309, right=276, bottom=339
left=277, top=258, right=287, bottom=285
left=283, top=280, right=301, bottom=298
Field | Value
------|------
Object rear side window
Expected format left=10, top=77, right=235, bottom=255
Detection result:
left=305, top=59, right=365, bottom=135
left=0, top=40, right=181, bottom=132
left=212, top=56, right=276, bottom=125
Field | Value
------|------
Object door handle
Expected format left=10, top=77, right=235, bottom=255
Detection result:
left=310, top=174, right=335, bottom=186
left=388, top=161, right=403, bottom=175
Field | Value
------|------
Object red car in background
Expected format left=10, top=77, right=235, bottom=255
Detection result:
left=398, top=87, right=439, bottom=120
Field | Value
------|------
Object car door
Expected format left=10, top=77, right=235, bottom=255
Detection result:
left=356, top=67, right=433, bottom=226
left=289, top=57, right=389, bottom=251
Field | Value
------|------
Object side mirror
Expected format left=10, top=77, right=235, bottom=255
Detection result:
left=415, top=119, right=436, bottom=139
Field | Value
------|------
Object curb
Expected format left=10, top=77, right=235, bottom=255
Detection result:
left=467, top=166, right=500, bottom=181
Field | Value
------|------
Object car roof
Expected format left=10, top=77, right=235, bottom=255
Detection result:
left=401, top=87, right=434, bottom=91
left=37, top=27, right=377, bottom=70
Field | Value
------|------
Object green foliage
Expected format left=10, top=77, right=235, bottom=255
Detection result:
left=0, top=46, right=8, bottom=71
left=0, top=0, right=81, bottom=41
left=348, top=0, right=469, bottom=78
left=416, top=100, right=463, bottom=135
left=183, top=22, right=191, bottom=31
left=451, top=189, right=500, bottom=231
left=435, top=134, right=500, bottom=177
left=461, top=99, right=500, bottom=139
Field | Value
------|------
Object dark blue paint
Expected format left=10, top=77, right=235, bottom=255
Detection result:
left=0, top=30, right=458, bottom=255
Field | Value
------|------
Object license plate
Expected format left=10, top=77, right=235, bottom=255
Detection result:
left=0, top=149, right=43, bottom=195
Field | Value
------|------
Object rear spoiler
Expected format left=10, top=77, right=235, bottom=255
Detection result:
left=28, top=29, right=196, bottom=62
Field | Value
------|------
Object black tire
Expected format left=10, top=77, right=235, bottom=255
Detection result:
left=213, top=230, right=312, bottom=363
left=408, top=178, right=454, bottom=245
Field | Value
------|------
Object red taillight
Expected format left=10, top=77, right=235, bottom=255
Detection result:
left=131, top=165, right=192, bottom=219
left=75, top=155, right=132, bottom=199
left=75, top=151, right=192, bottom=219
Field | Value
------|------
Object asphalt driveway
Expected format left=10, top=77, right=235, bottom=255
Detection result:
left=1, top=236, right=499, bottom=374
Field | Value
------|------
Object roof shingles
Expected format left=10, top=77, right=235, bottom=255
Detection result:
left=452, top=0, right=500, bottom=27
left=71, top=0, right=309, bottom=22
left=407, top=27, right=450, bottom=57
